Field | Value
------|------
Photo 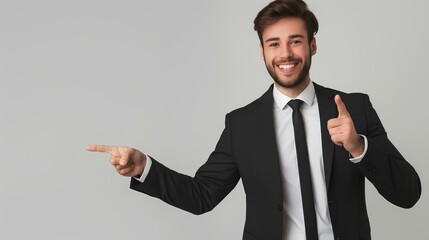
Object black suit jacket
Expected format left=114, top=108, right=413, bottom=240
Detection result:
left=130, top=83, right=421, bottom=240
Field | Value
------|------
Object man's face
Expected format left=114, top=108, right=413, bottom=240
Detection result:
left=260, top=17, right=317, bottom=96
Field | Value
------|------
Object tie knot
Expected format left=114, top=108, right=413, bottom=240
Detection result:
left=288, top=99, right=304, bottom=111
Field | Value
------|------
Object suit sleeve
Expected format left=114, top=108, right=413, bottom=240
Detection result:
left=355, top=94, right=421, bottom=208
left=129, top=114, right=240, bottom=215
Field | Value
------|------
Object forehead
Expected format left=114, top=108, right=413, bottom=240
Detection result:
left=262, top=17, right=307, bottom=41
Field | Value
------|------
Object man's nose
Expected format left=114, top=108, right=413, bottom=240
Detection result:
left=280, top=44, right=293, bottom=59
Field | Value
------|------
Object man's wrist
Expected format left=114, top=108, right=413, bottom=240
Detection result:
left=134, top=155, right=152, bottom=183
left=349, top=136, right=365, bottom=158
left=349, top=135, right=368, bottom=163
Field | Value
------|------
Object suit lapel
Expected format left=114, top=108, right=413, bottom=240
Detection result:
left=254, top=85, right=283, bottom=197
left=314, top=83, right=337, bottom=189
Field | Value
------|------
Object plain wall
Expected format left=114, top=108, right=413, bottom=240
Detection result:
left=0, top=0, right=427, bottom=239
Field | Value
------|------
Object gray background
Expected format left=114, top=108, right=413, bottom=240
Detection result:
left=0, top=0, right=427, bottom=239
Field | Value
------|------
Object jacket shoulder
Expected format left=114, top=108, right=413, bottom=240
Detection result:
left=314, top=83, right=369, bottom=103
left=226, top=86, right=273, bottom=119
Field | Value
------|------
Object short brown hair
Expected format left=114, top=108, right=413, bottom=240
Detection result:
left=254, top=0, right=318, bottom=44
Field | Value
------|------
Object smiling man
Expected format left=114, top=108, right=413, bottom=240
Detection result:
left=262, top=17, right=315, bottom=97
left=88, top=0, right=421, bottom=239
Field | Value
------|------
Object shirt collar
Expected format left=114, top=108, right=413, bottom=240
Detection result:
left=273, top=81, right=316, bottom=110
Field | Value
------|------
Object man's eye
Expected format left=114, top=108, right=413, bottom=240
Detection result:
left=291, top=40, right=302, bottom=45
left=269, top=43, right=279, bottom=47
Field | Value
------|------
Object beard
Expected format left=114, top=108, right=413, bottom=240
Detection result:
left=264, top=54, right=312, bottom=89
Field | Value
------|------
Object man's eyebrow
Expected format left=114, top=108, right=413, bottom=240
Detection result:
left=264, top=37, right=280, bottom=43
left=289, top=34, right=305, bottom=39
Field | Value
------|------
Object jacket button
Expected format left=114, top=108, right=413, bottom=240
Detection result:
left=278, top=204, right=283, bottom=212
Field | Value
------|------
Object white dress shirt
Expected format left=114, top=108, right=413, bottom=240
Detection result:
left=273, top=82, right=334, bottom=240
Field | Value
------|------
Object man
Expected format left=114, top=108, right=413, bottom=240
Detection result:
left=87, top=0, right=421, bottom=239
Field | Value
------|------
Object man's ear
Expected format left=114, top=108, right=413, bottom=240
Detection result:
left=260, top=43, right=264, bottom=60
left=310, top=37, right=317, bottom=56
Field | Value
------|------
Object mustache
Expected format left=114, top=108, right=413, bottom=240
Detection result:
left=273, top=57, right=301, bottom=65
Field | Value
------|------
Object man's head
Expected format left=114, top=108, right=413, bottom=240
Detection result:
left=254, top=0, right=319, bottom=97
left=254, top=0, right=318, bottom=46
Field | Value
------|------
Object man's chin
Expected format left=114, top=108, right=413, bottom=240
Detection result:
left=274, top=78, right=303, bottom=89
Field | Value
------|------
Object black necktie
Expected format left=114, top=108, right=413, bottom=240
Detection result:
left=288, top=99, right=318, bottom=240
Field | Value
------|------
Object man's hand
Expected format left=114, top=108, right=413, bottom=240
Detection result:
left=87, top=145, right=147, bottom=177
left=327, top=95, right=364, bottom=157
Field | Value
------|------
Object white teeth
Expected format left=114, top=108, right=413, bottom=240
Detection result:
left=278, top=64, right=296, bottom=69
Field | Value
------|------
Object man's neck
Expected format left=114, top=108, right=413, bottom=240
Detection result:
left=274, top=78, right=310, bottom=99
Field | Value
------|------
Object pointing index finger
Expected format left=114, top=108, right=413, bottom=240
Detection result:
left=334, top=95, right=349, bottom=117
left=86, top=145, right=115, bottom=153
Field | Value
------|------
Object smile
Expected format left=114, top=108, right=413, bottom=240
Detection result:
left=278, top=63, right=297, bottom=70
